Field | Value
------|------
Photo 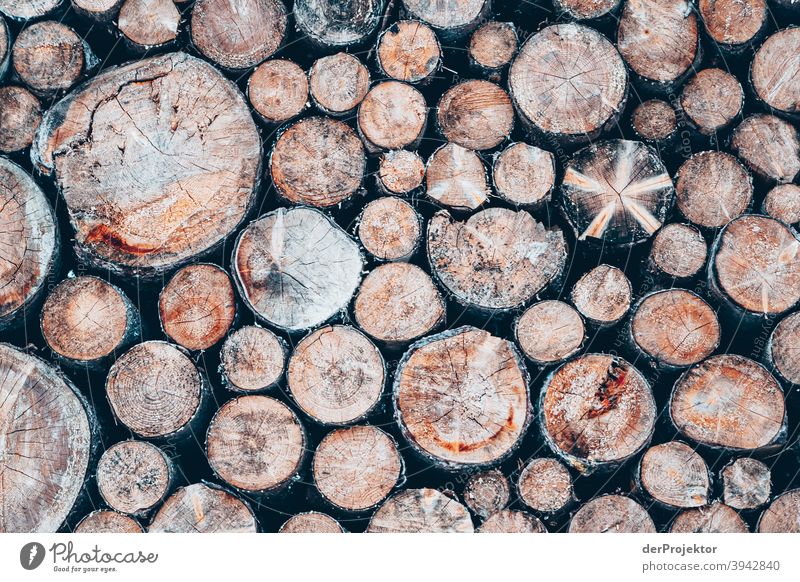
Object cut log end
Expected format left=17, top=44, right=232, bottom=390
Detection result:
left=190, top=0, right=286, bottom=69
left=570, top=264, right=632, bottom=327
left=97, top=440, right=172, bottom=516
left=477, top=509, right=546, bottom=533
left=12, top=21, right=84, bottom=95
left=106, top=341, right=203, bottom=439
left=768, top=311, right=800, bottom=385
left=402, top=0, right=488, bottom=35
left=378, top=150, right=425, bottom=195
left=271, top=116, right=365, bottom=207
left=712, top=215, right=800, bottom=316
left=463, top=470, right=510, bottom=519
left=358, top=81, right=427, bottom=152
left=0, top=86, right=41, bottom=153
left=437, top=80, right=514, bottom=151
left=680, top=68, right=743, bottom=135
left=509, top=23, right=627, bottom=141
left=279, top=512, right=343, bottom=533
left=149, top=483, right=257, bottom=533
left=670, top=503, right=748, bottom=533
left=561, top=140, right=674, bottom=246
left=630, top=289, right=720, bottom=368
left=469, top=21, right=517, bottom=73
left=699, top=0, right=767, bottom=49
left=425, top=143, right=490, bottom=210
left=0, top=344, right=92, bottom=533
left=119, top=0, right=180, bottom=51
left=207, top=395, right=305, bottom=492
left=294, top=0, right=384, bottom=48
left=631, top=99, right=677, bottom=142
left=671, top=355, right=785, bottom=450
left=288, top=325, right=384, bottom=425
left=518, top=457, right=573, bottom=514
left=72, top=0, right=125, bottom=21
left=41, top=276, right=135, bottom=364
left=395, top=327, right=529, bottom=466
left=639, top=441, right=710, bottom=508
left=763, top=184, right=800, bottom=226
left=309, top=52, right=370, bottom=116
left=75, top=511, right=143, bottom=533
left=358, top=197, right=421, bottom=261
left=569, top=495, right=656, bottom=533
left=219, top=326, right=285, bottom=392
left=313, top=425, right=402, bottom=511
left=368, top=488, right=474, bottom=532
left=233, top=207, right=363, bottom=332
left=722, top=457, right=771, bottom=510
left=515, top=300, right=585, bottom=365
left=554, top=0, right=620, bottom=19
left=248, top=59, right=308, bottom=124
left=649, top=223, right=707, bottom=279
left=492, top=142, right=555, bottom=207
left=731, top=114, right=800, bottom=184
left=542, top=354, right=656, bottom=470
left=0, top=0, right=62, bottom=20
left=159, top=263, right=236, bottom=351
left=354, top=262, right=444, bottom=344
left=427, top=208, right=567, bottom=310
left=758, top=489, right=800, bottom=533
left=377, top=20, right=441, bottom=84
left=751, top=28, right=800, bottom=117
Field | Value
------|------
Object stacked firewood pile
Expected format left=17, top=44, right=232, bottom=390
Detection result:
left=1, top=0, right=800, bottom=534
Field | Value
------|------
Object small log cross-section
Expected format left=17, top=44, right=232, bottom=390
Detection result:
left=358, top=197, right=422, bottom=261
left=764, top=184, right=800, bottom=226
left=670, top=355, right=785, bottom=451
left=394, top=327, right=530, bottom=467
left=354, top=262, right=445, bottom=345
left=233, top=207, right=363, bottom=332
left=477, top=509, right=546, bottom=533
left=0, top=0, right=61, bottom=20
left=758, top=489, right=800, bottom=533
left=730, top=114, right=800, bottom=184
left=638, top=441, right=710, bottom=509
left=541, top=354, right=656, bottom=473
left=629, top=289, right=720, bottom=368
left=425, top=143, right=490, bottom=210
left=309, top=52, right=370, bottom=117
left=515, top=300, right=585, bottom=366
left=191, top=0, right=286, bottom=70
left=31, top=52, right=262, bottom=277
left=680, top=69, right=743, bottom=135
left=569, top=495, right=656, bottom=533
left=41, top=276, right=139, bottom=366
left=436, top=80, right=514, bottom=151
left=219, top=326, right=286, bottom=393
left=570, top=264, right=632, bottom=328
left=0, top=344, right=92, bottom=533
left=313, top=425, right=402, bottom=512
left=554, top=0, right=620, bottom=19
left=248, top=59, right=308, bottom=124
left=468, top=21, right=517, bottom=77
left=648, top=223, right=707, bottom=280
left=710, top=215, right=800, bottom=317
left=518, top=457, right=573, bottom=514
left=96, top=440, right=172, bottom=516
left=287, top=325, right=385, bottom=425
left=698, top=0, right=767, bottom=52
left=72, top=0, right=125, bottom=22
left=270, top=116, right=365, bottom=207
left=768, top=311, right=800, bottom=386
left=358, top=81, right=427, bottom=152
left=401, top=0, right=489, bottom=38
left=279, top=512, right=344, bottom=533
left=492, top=142, right=556, bottom=207
left=670, top=503, right=749, bottom=533
left=367, top=488, right=474, bottom=532
left=0, top=86, right=42, bottom=153
left=463, top=470, right=510, bottom=519
left=206, top=395, right=305, bottom=493
left=377, top=150, right=425, bottom=195
left=675, top=151, right=753, bottom=229
left=617, top=0, right=699, bottom=88
left=631, top=99, right=677, bottom=143
left=118, top=0, right=180, bottom=52
left=427, top=208, right=567, bottom=311
left=12, top=21, right=85, bottom=96
left=75, top=511, right=143, bottom=533
left=561, top=140, right=674, bottom=246
left=377, top=20, right=441, bottom=84
left=0, top=158, right=57, bottom=329
left=294, top=0, right=385, bottom=49
left=158, top=263, right=236, bottom=351
left=106, top=341, right=205, bottom=439
left=721, top=457, right=771, bottom=510
left=149, top=483, right=257, bottom=533
left=751, top=28, right=800, bottom=119
left=509, top=23, right=627, bottom=143
left=0, top=15, right=8, bottom=80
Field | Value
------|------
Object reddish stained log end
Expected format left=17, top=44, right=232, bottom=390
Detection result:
left=377, top=20, right=441, bottom=84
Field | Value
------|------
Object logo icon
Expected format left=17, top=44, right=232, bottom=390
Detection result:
left=20, top=542, right=46, bottom=570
